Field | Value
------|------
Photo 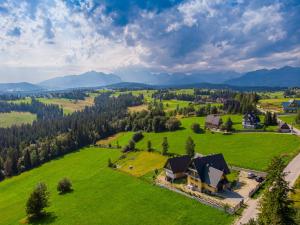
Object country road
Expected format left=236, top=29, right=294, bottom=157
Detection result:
left=234, top=121, right=300, bottom=225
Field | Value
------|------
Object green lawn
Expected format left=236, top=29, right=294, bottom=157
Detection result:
left=0, top=112, right=36, bottom=128
left=0, top=147, right=233, bottom=225
left=110, top=117, right=300, bottom=171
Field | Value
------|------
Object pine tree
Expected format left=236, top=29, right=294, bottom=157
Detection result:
left=26, top=182, right=50, bottom=218
left=272, top=113, right=278, bottom=125
left=23, top=149, right=32, bottom=170
left=296, top=110, right=300, bottom=125
left=185, top=136, right=195, bottom=157
left=224, top=117, right=233, bottom=131
left=147, top=140, right=152, bottom=152
left=161, top=137, right=169, bottom=155
left=258, top=157, right=296, bottom=225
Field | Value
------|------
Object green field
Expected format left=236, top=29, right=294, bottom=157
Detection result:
left=38, top=97, right=94, bottom=114
left=7, top=97, right=32, bottom=104
left=258, top=98, right=300, bottom=113
left=0, top=112, right=36, bottom=128
left=0, top=147, right=233, bottom=225
left=110, top=117, right=300, bottom=171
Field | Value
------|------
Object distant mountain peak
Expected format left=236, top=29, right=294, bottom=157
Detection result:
left=39, top=71, right=122, bottom=89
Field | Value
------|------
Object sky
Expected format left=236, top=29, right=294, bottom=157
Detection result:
left=0, top=0, right=299, bottom=83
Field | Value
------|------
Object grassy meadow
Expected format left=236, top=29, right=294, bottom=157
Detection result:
left=38, top=97, right=94, bottom=114
left=109, top=117, right=300, bottom=171
left=279, top=115, right=300, bottom=129
left=0, top=112, right=36, bottom=128
left=0, top=147, right=233, bottom=225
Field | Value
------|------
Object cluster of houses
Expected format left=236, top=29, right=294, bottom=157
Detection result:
left=205, top=113, right=292, bottom=133
left=282, top=99, right=300, bottom=113
left=164, top=153, right=231, bottom=193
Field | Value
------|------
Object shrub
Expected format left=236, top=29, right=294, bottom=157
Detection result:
left=57, top=178, right=72, bottom=194
left=165, top=117, right=181, bottom=131
left=191, top=123, right=202, bottom=133
left=26, top=182, right=49, bottom=218
left=132, top=132, right=144, bottom=143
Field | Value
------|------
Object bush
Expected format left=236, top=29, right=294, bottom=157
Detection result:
left=57, top=178, right=72, bottom=194
left=165, top=117, right=181, bottom=131
left=26, top=182, right=49, bottom=218
left=132, top=132, right=144, bottom=143
left=191, top=123, right=202, bottom=133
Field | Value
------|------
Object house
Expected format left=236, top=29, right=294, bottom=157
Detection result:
left=282, top=99, right=300, bottom=113
left=242, top=113, right=260, bottom=129
left=278, top=122, right=291, bottom=133
left=187, top=154, right=231, bottom=193
left=164, top=155, right=191, bottom=182
left=205, top=115, right=222, bottom=130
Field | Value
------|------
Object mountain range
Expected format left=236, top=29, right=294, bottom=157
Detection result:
left=0, top=66, right=299, bottom=92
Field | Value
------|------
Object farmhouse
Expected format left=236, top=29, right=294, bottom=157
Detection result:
left=205, top=115, right=222, bottom=130
left=187, top=154, right=231, bottom=193
left=164, top=155, right=191, bottom=182
left=282, top=99, right=300, bottom=113
left=278, top=122, right=291, bottom=133
left=242, top=113, right=260, bottom=129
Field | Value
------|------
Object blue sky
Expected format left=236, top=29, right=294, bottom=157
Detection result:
left=0, top=0, right=299, bottom=82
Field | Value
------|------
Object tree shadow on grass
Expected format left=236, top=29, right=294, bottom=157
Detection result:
left=27, top=212, right=57, bottom=225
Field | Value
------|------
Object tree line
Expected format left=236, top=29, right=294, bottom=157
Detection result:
left=0, top=93, right=143, bottom=180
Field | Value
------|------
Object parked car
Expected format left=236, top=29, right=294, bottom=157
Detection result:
left=247, top=172, right=256, bottom=179
left=255, top=176, right=264, bottom=183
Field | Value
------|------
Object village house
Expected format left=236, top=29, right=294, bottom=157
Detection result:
left=242, top=113, right=260, bottom=129
left=187, top=154, right=231, bottom=193
left=205, top=115, right=222, bottom=130
left=282, top=99, right=300, bottom=113
left=164, top=155, right=191, bottom=182
left=278, top=122, right=291, bottom=133
left=164, top=153, right=231, bottom=193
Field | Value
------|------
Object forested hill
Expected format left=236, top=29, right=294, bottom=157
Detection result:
left=225, top=66, right=300, bottom=87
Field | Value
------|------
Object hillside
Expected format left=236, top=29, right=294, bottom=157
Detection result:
left=39, top=71, right=122, bottom=89
left=225, top=66, right=300, bottom=87
left=0, top=147, right=232, bottom=225
left=0, top=82, right=43, bottom=92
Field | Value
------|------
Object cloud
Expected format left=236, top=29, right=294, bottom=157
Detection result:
left=0, top=0, right=299, bottom=82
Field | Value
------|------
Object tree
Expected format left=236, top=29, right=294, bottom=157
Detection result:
left=23, top=149, right=32, bottom=170
left=257, top=157, right=296, bottom=225
left=272, top=113, right=278, bottom=125
left=26, top=182, right=49, bottom=218
left=191, top=123, right=201, bottom=133
left=185, top=136, right=195, bottom=157
left=57, top=178, right=72, bottom=194
left=296, top=110, right=300, bottom=125
left=223, top=117, right=233, bottom=131
left=161, top=137, right=169, bottom=155
left=129, top=140, right=136, bottom=151
left=165, top=117, right=181, bottom=131
left=264, top=111, right=273, bottom=126
left=147, top=140, right=152, bottom=152
left=132, top=132, right=144, bottom=142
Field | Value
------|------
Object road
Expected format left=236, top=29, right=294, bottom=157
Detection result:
left=234, top=121, right=300, bottom=225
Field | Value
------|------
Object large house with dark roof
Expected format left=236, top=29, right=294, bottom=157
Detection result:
left=242, top=113, right=260, bottom=129
left=164, top=155, right=191, bottom=181
left=205, top=115, right=222, bottom=130
left=282, top=99, right=300, bottom=113
left=164, top=153, right=231, bottom=193
left=187, top=154, right=231, bottom=193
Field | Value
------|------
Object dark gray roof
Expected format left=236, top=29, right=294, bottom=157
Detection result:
left=205, top=115, right=222, bottom=126
left=164, top=155, right=191, bottom=173
left=191, top=153, right=230, bottom=188
left=243, top=113, right=260, bottom=124
left=282, top=100, right=300, bottom=110
left=279, top=122, right=290, bottom=129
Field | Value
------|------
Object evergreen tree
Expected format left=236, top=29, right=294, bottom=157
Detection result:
left=147, top=140, right=152, bottom=152
left=272, top=113, right=278, bottom=125
left=23, top=149, right=32, bottom=170
left=161, top=137, right=169, bottom=155
left=26, top=182, right=49, bottom=218
left=224, top=117, right=233, bottom=131
left=185, top=136, right=195, bottom=157
left=258, top=157, right=296, bottom=225
left=296, top=110, right=300, bottom=125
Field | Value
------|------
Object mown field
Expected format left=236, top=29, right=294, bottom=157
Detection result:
left=38, top=97, right=94, bottom=114
left=110, top=117, right=300, bottom=171
left=0, top=112, right=36, bottom=128
left=0, top=147, right=233, bottom=225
